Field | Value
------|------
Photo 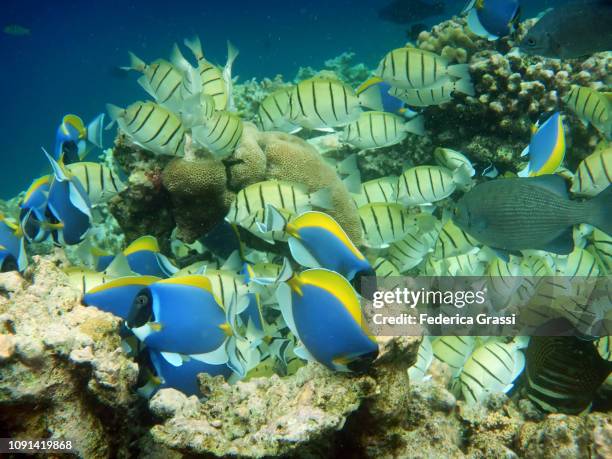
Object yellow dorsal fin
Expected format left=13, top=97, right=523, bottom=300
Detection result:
left=123, top=235, right=160, bottom=256
left=85, top=275, right=160, bottom=295
left=23, top=175, right=50, bottom=204
left=356, top=76, right=384, bottom=95
left=158, top=274, right=213, bottom=292
left=63, top=114, right=86, bottom=138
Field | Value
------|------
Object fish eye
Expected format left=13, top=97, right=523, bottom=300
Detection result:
left=526, top=38, right=536, bottom=47
left=127, top=289, right=153, bottom=328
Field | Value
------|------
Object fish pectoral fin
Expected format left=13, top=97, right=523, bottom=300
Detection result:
left=293, top=345, right=316, bottom=362
left=288, top=237, right=321, bottom=270
left=539, top=227, right=574, bottom=255
left=160, top=351, right=183, bottom=367
left=190, top=343, right=229, bottom=365
left=526, top=174, right=569, bottom=198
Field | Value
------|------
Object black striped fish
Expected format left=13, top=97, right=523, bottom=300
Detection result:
left=433, top=219, right=479, bottom=259
left=525, top=336, right=612, bottom=414
left=434, top=147, right=475, bottom=177
left=184, top=36, right=238, bottom=111
left=556, top=246, right=600, bottom=278
left=65, top=267, right=111, bottom=294
left=106, top=101, right=185, bottom=156
left=289, top=77, right=362, bottom=130
left=237, top=207, right=292, bottom=244
left=192, top=110, right=243, bottom=158
left=340, top=111, right=424, bottom=149
left=122, top=52, right=192, bottom=110
left=179, top=93, right=216, bottom=128
left=226, top=180, right=333, bottom=226
left=388, top=221, right=438, bottom=272
left=372, top=257, right=401, bottom=277
left=352, top=176, right=398, bottom=208
left=389, top=76, right=475, bottom=107
left=408, top=337, right=433, bottom=383
left=258, top=87, right=301, bottom=133
left=66, top=162, right=127, bottom=206
left=357, top=202, right=415, bottom=248
left=570, top=147, right=611, bottom=197
left=591, top=228, right=612, bottom=273
left=376, top=47, right=471, bottom=90
left=203, top=268, right=250, bottom=310
left=439, top=250, right=490, bottom=276
left=563, top=85, right=611, bottom=139
left=486, top=257, right=524, bottom=305
left=460, top=340, right=525, bottom=404
left=397, top=165, right=457, bottom=206
left=432, top=336, right=475, bottom=378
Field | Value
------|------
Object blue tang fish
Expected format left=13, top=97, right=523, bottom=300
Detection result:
left=97, top=236, right=178, bottom=278
left=518, top=112, right=565, bottom=177
left=356, top=77, right=417, bottom=117
left=54, top=113, right=105, bottom=164
left=0, top=215, right=27, bottom=272
left=140, top=348, right=232, bottom=397
left=127, top=275, right=233, bottom=364
left=264, top=207, right=374, bottom=282
left=43, top=149, right=93, bottom=245
left=463, top=0, right=521, bottom=41
left=82, top=275, right=160, bottom=319
left=19, top=175, right=52, bottom=243
left=276, top=268, right=379, bottom=372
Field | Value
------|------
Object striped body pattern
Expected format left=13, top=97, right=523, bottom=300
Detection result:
left=66, top=162, right=126, bottom=206
left=563, top=85, right=611, bottom=138
left=570, top=147, right=611, bottom=196
left=352, top=177, right=398, bottom=208
left=341, top=111, right=421, bottom=149
left=141, top=59, right=190, bottom=106
left=258, top=87, right=301, bottom=133
left=191, top=110, right=243, bottom=158
left=397, top=165, right=456, bottom=206
left=289, top=78, right=362, bottom=129
left=358, top=202, right=414, bottom=248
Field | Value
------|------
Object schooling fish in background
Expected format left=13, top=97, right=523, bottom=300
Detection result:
left=42, top=149, right=93, bottom=246
left=563, top=85, right=611, bottom=140
left=0, top=215, right=27, bottom=272
left=276, top=267, right=379, bottom=372
left=261, top=207, right=374, bottom=282
left=54, top=114, right=105, bottom=164
left=518, top=112, right=566, bottom=177
left=340, top=111, right=424, bottom=150
left=258, top=87, right=302, bottom=133
left=452, top=174, right=612, bottom=255
left=3, top=24, right=30, bottom=36
left=462, top=0, right=521, bottom=41
left=520, top=0, right=612, bottom=59
left=388, top=76, right=475, bottom=107
left=378, top=0, right=445, bottom=24
left=191, top=110, right=244, bottom=159
left=96, top=236, right=178, bottom=278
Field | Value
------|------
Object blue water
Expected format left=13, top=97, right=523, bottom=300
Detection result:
left=1, top=0, right=570, bottom=199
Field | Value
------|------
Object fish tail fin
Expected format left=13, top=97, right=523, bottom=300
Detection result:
left=336, top=153, right=359, bottom=176
left=225, top=41, right=239, bottom=71
left=342, top=170, right=362, bottom=194
left=105, top=104, right=127, bottom=133
left=402, top=115, right=425, bottom=136
left=447, top=63, right=471, bottom=81
left=122, top=52, right=146, bottom=72
left=86, top=114, right=105, bottom=149
left=184, top=35, right=203, bottom=60
left=454, top=77, right=475, bottom=97
left=356, top=79, right=384, bottom=111
left=224, top=41, right=239, bottom=110
left=588, top=185, right=612, bottom=235
left=309, top=187, right=334, bottom=210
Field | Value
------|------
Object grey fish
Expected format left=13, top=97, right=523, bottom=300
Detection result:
left=520, top=1, right=612, bottom=59
left=452, top=175, right=612, bottom=255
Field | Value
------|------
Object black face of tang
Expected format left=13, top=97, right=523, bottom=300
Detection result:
left=351, top=267, right=377, bottom=300
left=346, top=349, right=379, bottom=373
left=0, top=255, right=18, bottom=273
left=127, top=289, right=153, bottom=328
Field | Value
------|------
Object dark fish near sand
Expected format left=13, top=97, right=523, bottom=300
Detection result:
left=452, top=175, right=612, bottom=255
left=378, top=0, right=445, bottom=24
left=3, top=24, right=30, bottom=36
left=520, top=0, right=612, bottom=59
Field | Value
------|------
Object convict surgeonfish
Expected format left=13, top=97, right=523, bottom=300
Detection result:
left=127, top=275, right=233, bottom=363
left=276, top=267, right=378, bottom=372
left=460, top=339, right=526, bottom=404
left=518, top=112, right=566, bottom=177
left=191, top=110, right=243, bottom=158
left=408, top=337, right=433, bottom=383
left=263, top=207, right=373, bottom=281
left=289, top=77, right=362, bottom=131
left=376, top=47, right=471, bottom=90
left=82, top=276, right=160, bottom=319
left=373, top=257, right=401, bottom=277
left=65, top=162, right=126, bottom=206
left=591, top=228, right=612, bottom=273
left=432, top=336, right=476, bottom=378
left=453, top=175, right=612, bottom=255
left=356, top=77, right=415, bottom=116
left=97, top=236, right=178, bottom=278
left=139, top=348, right=232, bottom=397
left=352, top=176, right=398, bottom=208
left=525, top=336, right=612, bottom=414
left=434, top=147, right=475, bottom=190
left=340, top=111, right=424, bottom=149
left=184, top=36, right=239, bottom=111
left=0, top=215, right=27, bottom=272
left=226, top=180, right=332, bottom=228
left=433, top=218, right=479, bottom=259
left=387, top=215, right=440, bottom=272
left=520, top=0, right=612, bottom=59
left=121, top=52, right=193, bottom=111
left=106, top=101, right=185, bottom=156
left=54, top=114, right=105, bottom=164
left=563, top=86, right=611, bottom=140
left=358, top=202, right=416, bottom=248
left=462, top=0, right=520, bottom=41
left=397, top=165, right=463, bottom=206
left=179, top=93, right=216, bottom=128
left=389, top=76, right=475, bottom=107
left=43, top=150, right=92, bottom=246
left=258, top=87, right=301, bottom=133
left=570, top=147, right=611, bottom=197
left=19, top=175, right=51, bottom=243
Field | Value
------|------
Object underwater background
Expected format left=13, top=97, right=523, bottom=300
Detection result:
left=2, top=0, right=572, bottom=198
